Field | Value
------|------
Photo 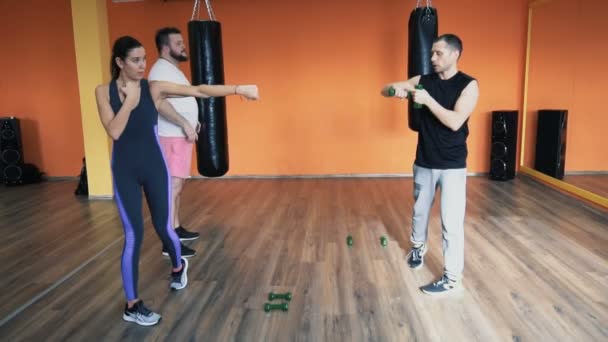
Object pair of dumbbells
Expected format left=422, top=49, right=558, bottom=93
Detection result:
left=346, top=235, right=388, bottom=247
left=387, top=84, right=424, bottom=108
left=263, top=292, right=292, bottom=313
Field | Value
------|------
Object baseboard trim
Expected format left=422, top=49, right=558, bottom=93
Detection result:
left=564, top=171, right=608, bottom=176
left=188, top=172, right=488, bottom=180
left=87, top=195, right=113, bottom=200
left=44, top=176, right=79, bottom=181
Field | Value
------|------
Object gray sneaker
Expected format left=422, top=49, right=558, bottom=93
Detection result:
left=170, top=257, right=188, bottom=290
left=420, top=275, right=462, bottom=296
left=407, top=243, right=427, bottom=269
left=123, top=301, right=161, bottom=326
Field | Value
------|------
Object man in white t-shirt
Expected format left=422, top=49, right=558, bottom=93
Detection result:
left=149, top=27, right=199, bottom=257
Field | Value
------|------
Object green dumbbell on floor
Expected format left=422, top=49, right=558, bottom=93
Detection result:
left=269, top=292, right=292, bottom=301
left=346, top=235, right=353, bottom=247
left=264, top=302, right=289, bottom=313
left=380, top=236, right=388, bottom=247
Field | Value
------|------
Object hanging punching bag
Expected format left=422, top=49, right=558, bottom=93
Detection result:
left=188, top=20, right=228, bottom=177
left=407, top=4, right=438, bottom=131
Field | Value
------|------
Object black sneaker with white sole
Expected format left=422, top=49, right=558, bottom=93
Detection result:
left=123, top=301, right=161, bottom=326
left=420, top=275, right=462, bottom=296
left=175, top=226, right=200, bottom=241
left=406, top=243, right=427, bottom=269
left=170, top=257, right=188, bottom=290
left=162, top=242, right=196, bottom=258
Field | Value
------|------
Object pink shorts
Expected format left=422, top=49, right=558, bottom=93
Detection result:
left=159, top=137, right=194, bottom=178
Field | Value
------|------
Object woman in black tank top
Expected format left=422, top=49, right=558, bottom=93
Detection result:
left=94, top=36, right=259, bottom=326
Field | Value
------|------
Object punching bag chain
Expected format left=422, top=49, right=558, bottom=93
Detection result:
left=190, top=0, right=215, bottom=21
left=204, top=0, right=217, bottom=21
left=191, top=0, right=201, bottom=20
left=191, top=0, right=217, bottom=21
left=416, top=0, right=433, bottom=9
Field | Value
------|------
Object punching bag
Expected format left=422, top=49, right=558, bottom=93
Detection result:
left=188, top=20, right=229, bottom=177
left=407, top=4, right=438, bottom=131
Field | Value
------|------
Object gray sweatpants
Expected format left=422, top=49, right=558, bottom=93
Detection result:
left=411, top=164, right=467, bottom=281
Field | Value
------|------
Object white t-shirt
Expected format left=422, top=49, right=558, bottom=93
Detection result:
left=148, top=58, right=199, bottom=137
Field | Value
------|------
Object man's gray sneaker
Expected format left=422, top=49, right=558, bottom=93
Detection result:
left=420, top=275, right=463, bottom=296
left=407, top=243, right=427, bottom=269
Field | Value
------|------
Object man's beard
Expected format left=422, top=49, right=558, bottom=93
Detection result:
left=170, top=49, right=188, bottom=62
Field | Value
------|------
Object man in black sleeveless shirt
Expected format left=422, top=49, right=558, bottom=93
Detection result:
left=382, top=34, right=479, bottom=295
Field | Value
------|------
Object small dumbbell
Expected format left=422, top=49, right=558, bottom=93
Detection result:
left=388, top=86, right=417, bottom=101
left=346, top=235, right=353, bottom=247
left=268, top=292, right=292, bottom=301
left=264, top=302, right=289, bottom=313
left=412, top=84, right=424, bottom=109
left=380, top=236, right=388, bottom=247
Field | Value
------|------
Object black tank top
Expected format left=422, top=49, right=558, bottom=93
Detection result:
left=415, top=71, right=476, bottom=169
left=108, top=79, right=162, bottom=167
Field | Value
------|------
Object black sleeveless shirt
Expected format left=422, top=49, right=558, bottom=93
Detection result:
left=415, top=71, right=476, bottom=169
left=108, top=79, right=164, bottom=170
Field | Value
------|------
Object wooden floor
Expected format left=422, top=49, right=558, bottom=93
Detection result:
left=563, top=174, right=608, bottom=198
left=0, top=176, right=606, bottom=341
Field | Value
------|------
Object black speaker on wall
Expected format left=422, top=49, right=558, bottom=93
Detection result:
left=535, top=109, right=567, bottom=180
left=489, top=110, right=518, bottom=181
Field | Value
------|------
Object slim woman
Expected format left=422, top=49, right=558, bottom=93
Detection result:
left=95, top=36, right=259, bottom=326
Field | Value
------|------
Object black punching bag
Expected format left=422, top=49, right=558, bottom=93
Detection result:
left=407, top=5, right=438, bottom=131
left=188, top=20, right=228, bottom=177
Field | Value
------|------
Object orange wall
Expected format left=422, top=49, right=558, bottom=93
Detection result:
left=2, top=0, right=528, bottom=177
left=525, top=0, right=608, bottom=171
left=107, top=0, right=529, bottom=175
left=0, top=0, right=83, bottom=177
